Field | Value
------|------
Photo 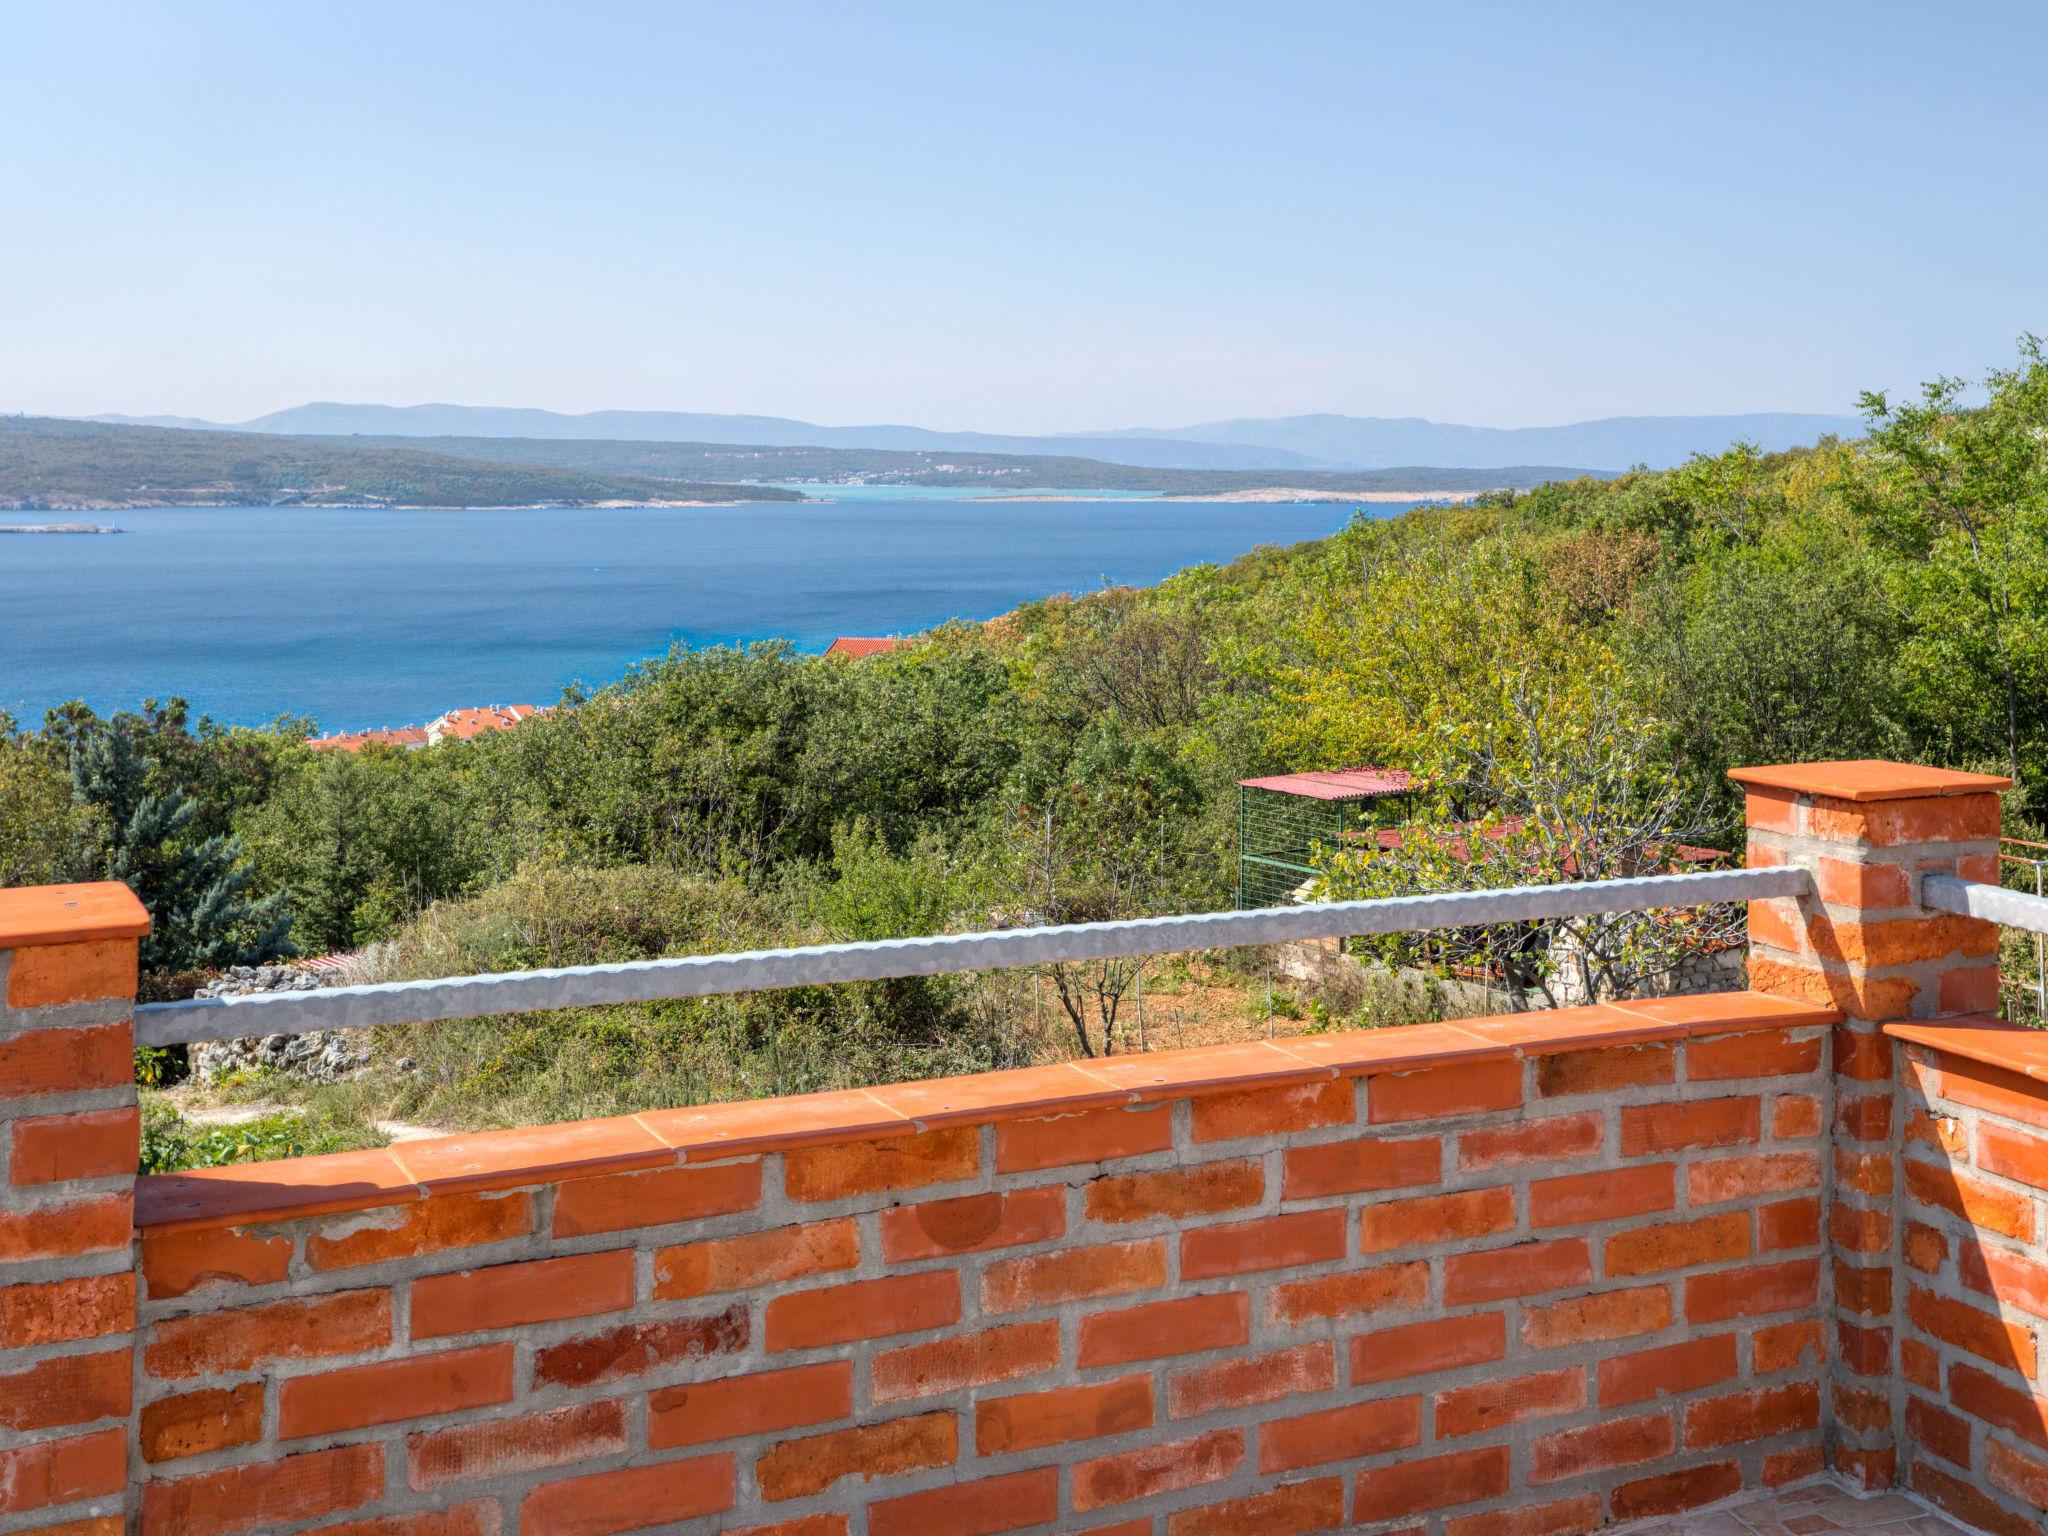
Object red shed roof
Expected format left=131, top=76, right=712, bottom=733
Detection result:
left=1238, top=767, right=1415, bottom=801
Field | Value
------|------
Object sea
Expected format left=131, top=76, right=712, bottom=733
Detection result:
left=0, top=491, right=1415, bottom=731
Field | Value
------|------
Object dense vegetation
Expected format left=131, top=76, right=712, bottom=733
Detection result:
left=7, top=340, right=2045, bottom=1159
left=0, top=417, right=801, bottom=509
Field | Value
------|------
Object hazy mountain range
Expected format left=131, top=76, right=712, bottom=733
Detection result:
left=88, top=403, right=1862, bottom=474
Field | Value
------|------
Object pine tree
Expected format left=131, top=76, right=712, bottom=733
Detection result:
left=69, top=723, right=293, bottom=972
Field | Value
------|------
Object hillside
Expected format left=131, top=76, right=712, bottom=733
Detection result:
left=314, top=434, right=1594, bottom=496
left=0, top=417, right=802, bottom=509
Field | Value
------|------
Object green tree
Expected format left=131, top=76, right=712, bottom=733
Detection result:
left=69, top=720, right=292, bottom=971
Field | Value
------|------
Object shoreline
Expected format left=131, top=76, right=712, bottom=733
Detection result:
left=972, top=487, right=1484, bottom=505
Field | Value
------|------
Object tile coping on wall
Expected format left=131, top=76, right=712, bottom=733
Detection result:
left=134, top=989, right=1838, bottom=1235
left=1885, top=1013, right=2048, bottom=1083
left=0, top=879, right=153, bottom=946
left=1726, top=761, right=2012, bottom=802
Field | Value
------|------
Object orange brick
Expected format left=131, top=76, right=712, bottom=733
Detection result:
left=880, top=1187, right=1064, bottom=1262
left=1436, top=1368, right=1584, bottom=1438
left=1940, top=962, right=2002, bottom=1014
left=732, top=1516, right=852, bottom=1536
left=1907, top=1396, right=1972, bottom=1468
left=1684, top=1259, right=1819, bottom=1323
left=1443, top=1239, right=1590, bottom=1304
left=1598, top=1333, right=1739, bottom=1407
left=1351, top=1312, right=1505, bottom=1385
left=1752, top=1319, right=1824, bottom=1372
left=1443, top=1497, right=1605, bottom=1536
left=6, top=939, right=136, bottom=1008
left=410, top=1399, right=627, bottom=1488
left=1530, top=1415, right=1672, bottom=1485
left=655, top=1217, right=859, bottom=1299
left=1191, top=1077, right=1352, bottom=1142
left=412, top=1249, right=634, bottom=1340
left=1834, top=1257, right=1892, bottom=1317
left=9, top=1107, right=139, bottom=1184
left=1834, top=1023, right=1895, bottom=1082
left=0, top=1349, right=129, bottom=1432
left=1811, top=912, right=1997, bottom=969
left=1750, top=954, right=1918, bottom=1022
left=1769, top=1195, right=1825, bottom=1252
left=1353, top=1445, right=1509, bottom=1521
left=1744, top=789, right=1801, bottom=835
left=1688, top=1151, right=1821, bottom=1205
left=0, top=1273, right=133, bottom=1349
left=755, top=1413, right=955, bottom=1502
left=649, top=1361, right=852, bottom=1449
left=1905, top=1157, right=2035, bottom=1240
left=1168, top=1477, right=1346, bottom=1536
left=1073, top=1428, right=1243, bottom=1512
left=1763, top=1445, right=1826, bottom=1489
left=1835, top=1145, right=1894, bottom=1197
left=139, top=1442, right=381, bottom=1536
left=1836, top=1319, right=1890, bottom=1378
left=138, top=1383, right=264, bottom=1464
left=1987, top=1439, right=2048, bottom=1515
left=1836, top=1091, right=1893, bottom=1143
left=1831, top=1202, right=1892, bottom=1254
left=1772, top=1094, right=1822, bottom=1139
left=297, top=1504, right=501, bottom=1536
left=1683, top=1382, right=1819, bottom=1448
left=0, top=1194, right=132, bottom=1261
left=1529, top=1163, right=1673, bottom=1228
left=994, top=1104, right=1172, bottom=1172
left=1268, top=1261, right=1427, bottom=1328
left=784, top=1128, right=977, bottom=1203
left=1521, top=1286, right=1670, bottom=1350
left=765, top=1271, right=959, bottom=1352
left=145, top=1288, right=390, bottom=1379
left=1941, top=1368, right=2039, bottom=1458
left=1807, top=791, right=2000, bottom=846
left=1812, top=855, right=1911, bottom=909
left=1085, top=1159, right=1262, bottom=1223
left=1281, top=1134, right=1440, bottom=1198
left=1259, top=1395, right=1421, bottom=1473
left=1687, top=1029, right=1823, bottom=1081
left=869, top=1467, right=1060, bottom=1536
left=1926, top=1053, right=2048, bottom=1131
left=1170, top=1341, right=1333, bottom=1419
left=871, top=1320, right=1061, bottom=1404
left=1906, top=1107, right=1966, bottom=1155
left=141, top=1225, right=289, bottom=1299
left=1902, top=1337, right=1941, bottom=1391
left=1619, top=1098, right=1759, bottom=1155
left=279, top=1344, right=513, bottom=1439
left=1078, top=1291, right=1249, bottom=1367
left=1603, top=1212, right=1750, bottom=1277
left=1537, top=1044, right=1672, bottom=1097
left=551, top=1160, right=760, bottom=1237
left=1609, top=1462, right=1742, bottom=1522
left=1368, top=1059, right=1521, bottom=1122
left=532, top=1304, right=747, bottom=1390
left=1905, top=1219, right=1950, bottom=1275
left=0, top=1024, right=132, bottom=1100
left=1182, top=1209, right=1345, bottom=1280
left=1458, top=1112, right=1600, bottom=1172
left=977, top=1374, right=1152, bottom=1453
left=521, top=1455, right=734, bottom=1534
left=1358, top=1186, right=1513, bottom=1254
left=1908, top=1286, right=2036, bottom=1374
left=305, top=1191, right=531, bottom=1271
left=1962, top=1245, right=2048, bottom=1320
left=982, top=1239, right=1166, bottom=1313
left=1980, top=1122, right=2048, bottom=1192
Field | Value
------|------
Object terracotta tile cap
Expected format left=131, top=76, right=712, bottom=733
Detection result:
left=388, top=1114, right=674, bottom=1194
left=0, top=882, right=151, bottom=947
left=137, top=1147, right=418, bottom=1232
left=1606, top=991, right=1841, bottom=1034
left=1077, top=1040, right=1335, bottom=1100
left=1728, top=760, right=2011, bottom=803
left=1279, top=1020, right=1500, bottom=1073
left=1457, top=1003, right=1685, bottom=1054
left=636, top=1087, right=912, bottom=1160
left=865, top=1062, right=1133, bottom=1127
left=1884, top=1016, right=2048, bottom=1083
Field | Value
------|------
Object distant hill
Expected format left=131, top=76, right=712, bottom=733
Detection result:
left=1076, top=411, right=1863, bottom=471
left=88, top=402, right=1862, bottom=473
left=0, top=418, right=801, bottom=510
left=91, top=404, right=1331, bottom=473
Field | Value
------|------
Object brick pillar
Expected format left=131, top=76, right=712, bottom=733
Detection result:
left=1733, top=760, right=2008, bottom=1494
left=0, top=882, right=149, bottom=1533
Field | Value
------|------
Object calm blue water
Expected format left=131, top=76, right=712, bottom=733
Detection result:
left=0, top=499, right=1398, bottom=730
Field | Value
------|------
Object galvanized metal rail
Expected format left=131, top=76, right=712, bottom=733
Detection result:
left=1921, top=872, right=2048, bottom=937
left=133, top=866, right=1809, bottom=1049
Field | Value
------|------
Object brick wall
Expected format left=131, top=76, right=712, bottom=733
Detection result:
left=0, top=883, right=149, bottom=1536
left=121, top=998, right=1834, bottom=1536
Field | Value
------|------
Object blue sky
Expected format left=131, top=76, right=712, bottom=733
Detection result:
left=3, top=1, right=2042, bottom=431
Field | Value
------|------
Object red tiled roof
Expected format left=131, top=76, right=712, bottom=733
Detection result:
left=1237, top=767, right=1415, bottom=800
left=429, top=704, right=543, bottom=741
left=824, top=636, right=906, bottom=659
left=306, top=726, right=430, bottom=753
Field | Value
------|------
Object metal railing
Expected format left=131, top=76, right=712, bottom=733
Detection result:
left=134, top=866, right=1807, bottom=1050
left=1920, top=871, right=2048, bottom=936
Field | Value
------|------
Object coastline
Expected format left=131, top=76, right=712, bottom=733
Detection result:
left=972, top=487, right=1484, bottom=505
